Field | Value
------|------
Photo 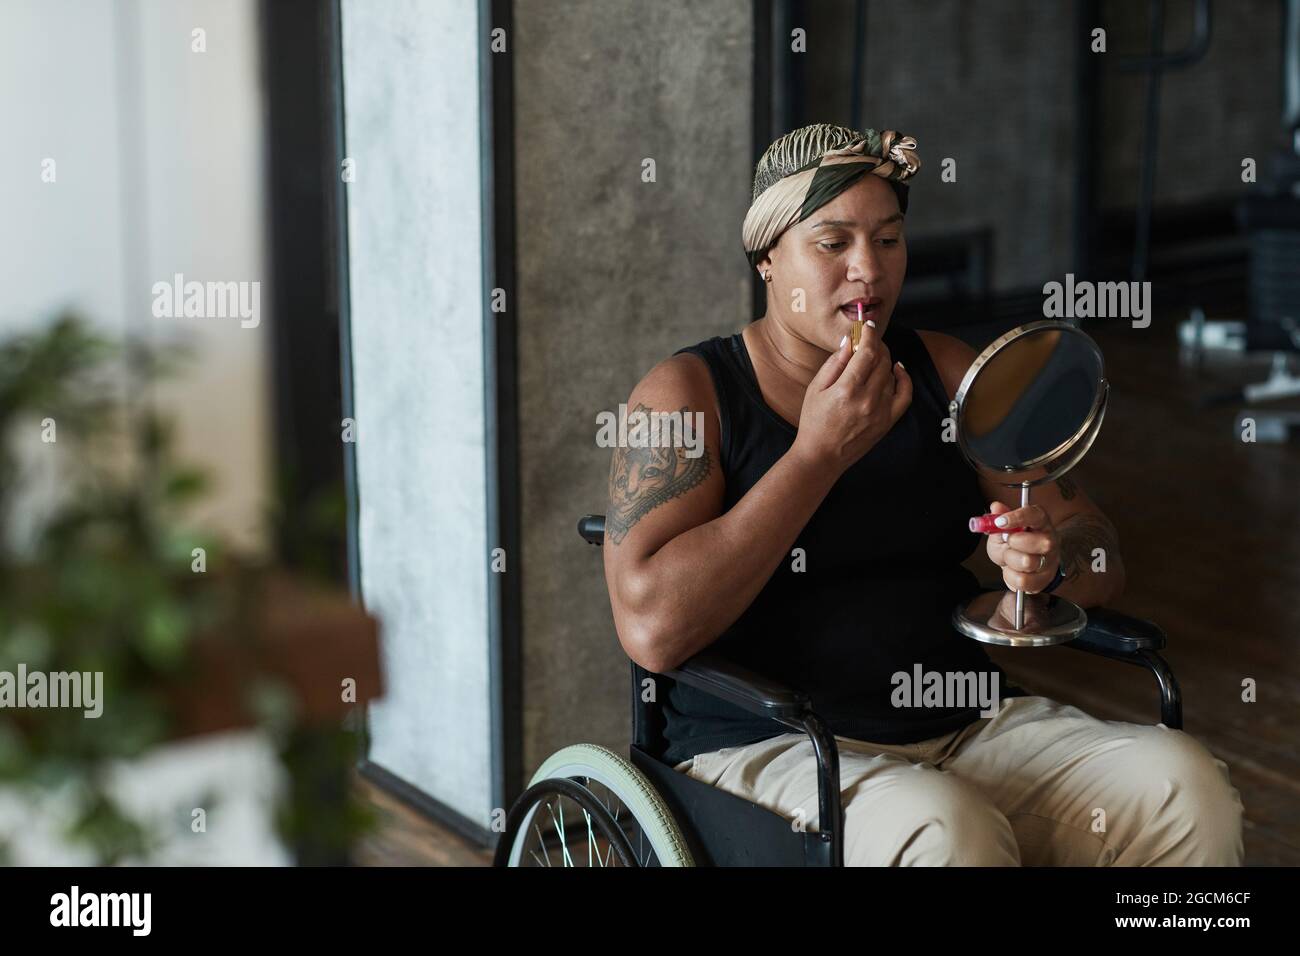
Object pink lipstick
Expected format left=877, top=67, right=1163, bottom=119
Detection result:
left=969, top=514, right=1027, bottom=534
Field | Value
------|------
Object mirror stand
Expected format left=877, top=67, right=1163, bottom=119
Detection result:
left=1009, top=480, right=1030, bottom=630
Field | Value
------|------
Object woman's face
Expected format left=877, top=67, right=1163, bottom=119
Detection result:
left=757, top=175, right=906, bottom=349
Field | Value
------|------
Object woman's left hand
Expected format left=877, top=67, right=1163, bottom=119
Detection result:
left=984, top=500, right=1061, bottom=594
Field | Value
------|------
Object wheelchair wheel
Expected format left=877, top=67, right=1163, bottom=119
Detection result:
left=494, top=744, right=694, bottom=867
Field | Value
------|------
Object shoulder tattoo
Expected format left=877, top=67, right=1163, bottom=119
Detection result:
left=605, top=402, right=712, bottom=545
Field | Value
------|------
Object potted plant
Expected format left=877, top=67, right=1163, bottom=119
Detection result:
left=0, top=314, right=381, bottom=865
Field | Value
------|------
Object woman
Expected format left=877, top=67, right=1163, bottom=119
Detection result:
left=602, top=122, right=1243, bottom=866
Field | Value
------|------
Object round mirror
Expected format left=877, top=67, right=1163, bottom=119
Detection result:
left=950, top=321, right=1108, bottom=488
left=948, top=320, right=1109, bottom=647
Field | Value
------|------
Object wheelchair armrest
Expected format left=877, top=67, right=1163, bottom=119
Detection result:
left=662, top=649, right=812, bottom=721
left=1065, top=606, right=1167, bottom=657
left=578, top=514, right=605, bottom=546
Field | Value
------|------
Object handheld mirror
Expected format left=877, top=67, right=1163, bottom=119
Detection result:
left=949, top=320, right=1109, bottom=647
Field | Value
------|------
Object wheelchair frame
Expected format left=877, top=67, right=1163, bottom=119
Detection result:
left=579, top=513, right=1181, bottom=867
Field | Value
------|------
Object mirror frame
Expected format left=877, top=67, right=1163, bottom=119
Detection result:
left=946, top=320, right=1109, bottom=488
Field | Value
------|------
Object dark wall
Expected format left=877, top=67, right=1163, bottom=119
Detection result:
left=514, top=0, right=753, bottom=774
left=801, top=0, right=1080, bottom=293
left=793, top=0, right=1282, bottom=291
left=1098, top=0, right=1282, bottom=210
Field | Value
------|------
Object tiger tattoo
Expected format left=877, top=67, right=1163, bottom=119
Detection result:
left=605, top=403, right=712, bottom=545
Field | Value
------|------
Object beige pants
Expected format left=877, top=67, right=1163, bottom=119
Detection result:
left=673, top=695, right=1244, bottom=866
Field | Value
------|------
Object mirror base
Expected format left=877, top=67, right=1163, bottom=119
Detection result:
left=953, top=590, right=1087, bottom=647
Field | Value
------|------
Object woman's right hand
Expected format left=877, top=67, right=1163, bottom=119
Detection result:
left=792, top=322, right=912, bottom=475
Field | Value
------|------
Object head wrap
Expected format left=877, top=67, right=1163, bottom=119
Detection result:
left=742, top=123, right=921, bottom=268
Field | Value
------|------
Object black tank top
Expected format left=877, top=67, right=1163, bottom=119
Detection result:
left=660, top=322, right=1026, bottom=767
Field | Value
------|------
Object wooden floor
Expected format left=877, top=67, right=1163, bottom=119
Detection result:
left=352, top=776, right=492, bottom=866
left=358, top=303, right=1300, bottom=867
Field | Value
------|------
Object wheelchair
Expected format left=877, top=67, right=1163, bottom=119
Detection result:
left=492, top=513, right=1182, bottom=867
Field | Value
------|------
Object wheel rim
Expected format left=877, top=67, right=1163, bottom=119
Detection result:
left=505, top=776, right=659, bottom=867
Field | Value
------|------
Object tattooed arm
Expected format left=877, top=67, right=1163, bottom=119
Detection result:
left=979, top=471, right=1127, bottom=608
left=603, top=354, right=842, bottom=673
left=1050, top=480, right=1126, bottom=608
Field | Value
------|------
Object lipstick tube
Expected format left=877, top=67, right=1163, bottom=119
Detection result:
left=969, top=514, right=1027, bottom=535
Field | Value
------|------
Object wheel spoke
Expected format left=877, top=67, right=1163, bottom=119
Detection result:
left=583, top=808, right=595, bottom=867
left=532, top=818, right=552, bottom=867
left=546, top=799, right=575, bottom=867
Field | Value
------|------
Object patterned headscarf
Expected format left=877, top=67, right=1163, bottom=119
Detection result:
left=742, top=123, right=921, bottom=269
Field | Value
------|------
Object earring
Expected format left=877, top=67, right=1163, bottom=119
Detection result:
left=762, top=271, right=773, bottom=283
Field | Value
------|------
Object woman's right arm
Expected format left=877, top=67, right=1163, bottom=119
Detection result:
left=603, top=353, right=841, bottom=674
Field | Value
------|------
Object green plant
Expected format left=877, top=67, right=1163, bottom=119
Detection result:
left=0, top=313, right=373, bottom=864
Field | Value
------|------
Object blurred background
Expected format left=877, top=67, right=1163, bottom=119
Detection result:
left=2, top=0, right=1297, bottom=865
